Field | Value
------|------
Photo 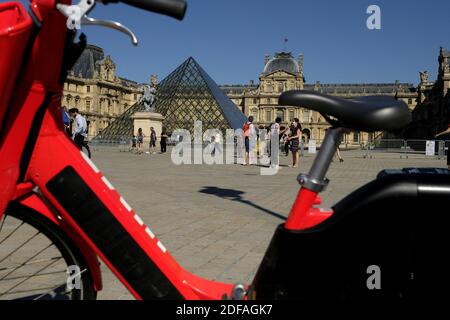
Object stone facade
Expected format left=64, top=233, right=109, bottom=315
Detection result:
left=404, top=47, right=450, bottom=139
left=221, top=52, right=417, bottom=146
left=62, top=45, right=143, bottom=137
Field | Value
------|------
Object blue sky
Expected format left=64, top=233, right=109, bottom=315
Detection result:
left=18, top=0, right=450, bottom=85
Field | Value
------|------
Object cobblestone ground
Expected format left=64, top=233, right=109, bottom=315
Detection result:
left=82, top=147, right=445, bottom=299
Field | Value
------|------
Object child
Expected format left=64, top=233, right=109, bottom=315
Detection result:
left=131, top=135, right=137, bottom=151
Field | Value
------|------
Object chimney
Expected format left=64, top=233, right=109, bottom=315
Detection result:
left=298, top=53, right=304, bottom=69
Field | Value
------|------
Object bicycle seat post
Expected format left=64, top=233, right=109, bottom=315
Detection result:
left=297, top=127, right=343, bottom=193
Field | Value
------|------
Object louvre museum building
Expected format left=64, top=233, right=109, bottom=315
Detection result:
left=63, top=46, right=427, bottom=146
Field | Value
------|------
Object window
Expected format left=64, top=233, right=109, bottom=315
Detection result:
left=353, top=132, right=360, bottom=142
left=86, top=100, right=91, bottom=112
left=278, top=82, right=283, bottom=92
left=134, top=94, right=137, bottom=100
left=276, top=110, right=284, bottom=122
left=289, top=110, right=295, bottom=121
left=266, top=110, right=272, bottom=122
left=252, top=109, right=258, bottom=121
left=303, top=110, right=310, bottom=123
left=86, top=86, right=90, bottom=93
left=253, top=98, right=257, bottom=104
left=408, top=98, right=413, bottom=105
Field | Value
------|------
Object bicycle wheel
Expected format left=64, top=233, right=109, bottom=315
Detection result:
left=0, top=203, right=96, bottom=300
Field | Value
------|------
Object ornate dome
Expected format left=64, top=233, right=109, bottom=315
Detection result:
left=263, top=52, right=300, bottom=75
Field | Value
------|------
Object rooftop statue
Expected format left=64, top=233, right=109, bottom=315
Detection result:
left=420, top=71, right=429, bottom=83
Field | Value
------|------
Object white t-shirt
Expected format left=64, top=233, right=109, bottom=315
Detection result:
left=74, top=114, right=87, bottom=137
left=270, top=123, right=280, bottom=137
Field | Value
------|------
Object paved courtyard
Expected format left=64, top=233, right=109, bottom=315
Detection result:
left=86, top=146, right=447, bottom=299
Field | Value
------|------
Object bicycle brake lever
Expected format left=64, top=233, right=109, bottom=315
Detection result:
left=81, top=16, right=138, bottom=46
left=57, top=0, right=96, bottom=30
left=57, top=0, right=138, bottom=46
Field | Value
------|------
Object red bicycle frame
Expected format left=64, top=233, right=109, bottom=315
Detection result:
left=0, top=0, right=331, bottom=300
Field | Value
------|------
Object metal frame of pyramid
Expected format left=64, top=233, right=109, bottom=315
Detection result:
left=93, top=57, right=246, bottom=143
left=154, top=57, right=246, bottom=134
left=91, top=102, right=145, bottom=143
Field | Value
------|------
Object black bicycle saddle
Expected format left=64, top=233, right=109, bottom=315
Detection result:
left=279, top=90, right=412, bottom=132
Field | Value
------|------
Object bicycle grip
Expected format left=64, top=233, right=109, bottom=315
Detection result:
left=118, top=0, right=187, bottom=20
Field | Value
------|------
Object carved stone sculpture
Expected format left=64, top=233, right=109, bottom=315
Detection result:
left=420, top=71, right=429, bottom=83
left=139, top=84, right=157, bottom=112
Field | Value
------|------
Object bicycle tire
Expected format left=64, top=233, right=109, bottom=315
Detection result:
left=0, top=203, right=97, bottom=300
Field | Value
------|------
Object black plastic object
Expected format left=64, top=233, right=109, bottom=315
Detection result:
left=251, top=168, right=450, bottom=301
left=279, top=90, right=411, bottom=132
left=104, top=0, right=187, bottom=20
left=47, top=166, right=184, bottom=299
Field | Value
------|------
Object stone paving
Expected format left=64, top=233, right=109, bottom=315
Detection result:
left=86, top=146, right=446, bottom=299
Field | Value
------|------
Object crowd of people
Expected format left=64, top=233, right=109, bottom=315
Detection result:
left=131, top=127, right=168, bottom=155
left=61, top=104, right=346, bottom=167
left=242, top=115, right=308, bottom=168
left=59, top=105, right=450, bottom=170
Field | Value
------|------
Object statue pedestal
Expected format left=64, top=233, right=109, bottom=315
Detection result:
left=132, top=112, right=165, bottom=144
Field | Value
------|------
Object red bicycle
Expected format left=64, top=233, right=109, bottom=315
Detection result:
left=1, top=0, right=449, bottom=300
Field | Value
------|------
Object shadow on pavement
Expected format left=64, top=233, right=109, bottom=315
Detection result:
left=199, top=186, right=286, bottom=221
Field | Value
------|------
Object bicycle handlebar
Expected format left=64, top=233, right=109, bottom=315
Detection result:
left=103, top=0, right=187, bottom=20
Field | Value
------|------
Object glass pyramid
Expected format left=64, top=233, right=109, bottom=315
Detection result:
left=93, top=57, right=246, bottom=143
left=92, top=102, right=145, bottom=143
left=154, top=57, right=247, bottom=134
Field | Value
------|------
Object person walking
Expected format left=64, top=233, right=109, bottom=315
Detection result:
left=160, top=130, right=168, bottom=153
left=68, top=108, right=88, bottom=152
left=82, top=120, right=92, bottom=158
left=242, top=116, right=255, bottom=165
left=287, top=118, right=301, bottom=168
left=149, top=127, right=157, bottom=154
left=61, top=106, right=71, bottom=136
left=137, top=128, right=145, bottom=154
left=435, top=125, right=450, bottom=169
